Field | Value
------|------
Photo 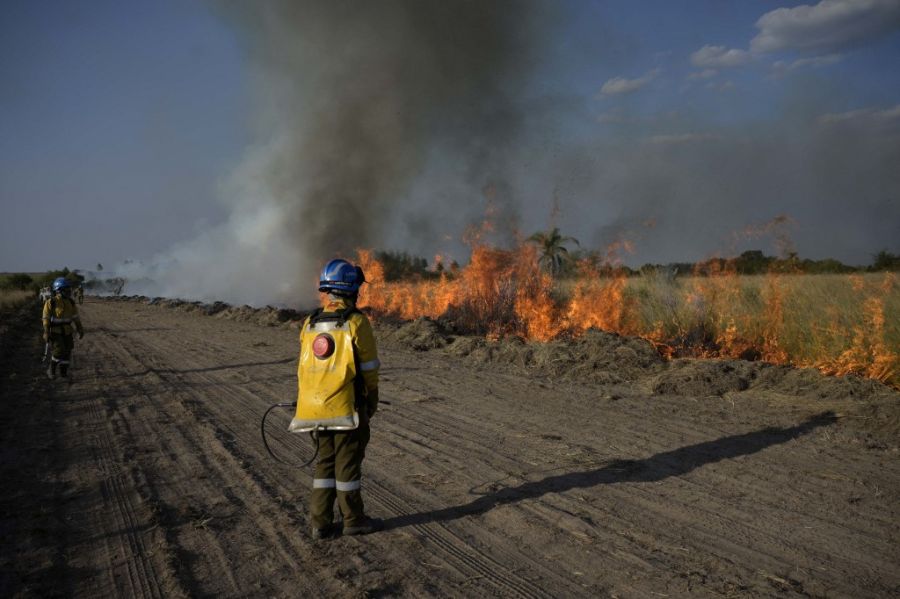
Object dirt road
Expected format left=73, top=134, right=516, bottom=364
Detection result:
left=2, top=297, right=899, bottom=598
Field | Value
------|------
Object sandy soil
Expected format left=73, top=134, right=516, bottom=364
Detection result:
left=1, top=297, right=899, bottom=598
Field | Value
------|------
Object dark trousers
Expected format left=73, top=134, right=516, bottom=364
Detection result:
left=49, top=332, right=75, bottom=376
left=310, top=423, right=370, bottom=529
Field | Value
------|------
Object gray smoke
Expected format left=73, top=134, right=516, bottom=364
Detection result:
left=118, top=1, right=553, bottom=306
left=234, top=1, right=550, bottom=287
left=114, top=3, right=899, bottom=306
left=554, top=85, right=900, bottom=265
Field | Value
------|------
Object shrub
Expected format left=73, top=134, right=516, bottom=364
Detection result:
left=0, top=273, right=34, bottom=290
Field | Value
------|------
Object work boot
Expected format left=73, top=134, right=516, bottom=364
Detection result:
left=310, top=523, right=335, bottom=541
left=343, top=518, right=383, bottom=536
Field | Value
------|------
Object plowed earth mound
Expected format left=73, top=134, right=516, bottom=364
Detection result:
left=2, top=297, right=899, bottom=598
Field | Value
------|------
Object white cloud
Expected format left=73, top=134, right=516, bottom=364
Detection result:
left=772, top=53, right=843, bottom=76
left=688, top=68, right=719, bottom=80
left=599, top=69, right=660, bottom=96
left=691, top=45, right=752, bottom=68
left=751, top=0, right=900, bottom=54
left=820, top=104, right=900, bottom=124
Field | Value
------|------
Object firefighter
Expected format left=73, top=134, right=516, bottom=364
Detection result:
left=293, top=258, right=382, bottom=539
left=42, top=277, right=84, bottom=380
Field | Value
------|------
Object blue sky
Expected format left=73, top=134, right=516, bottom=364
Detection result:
left=554, top=0, right=900, bottom=126
left=1, top=0, right=247, bottom=271
left=2, top=0, right=899, bottom=286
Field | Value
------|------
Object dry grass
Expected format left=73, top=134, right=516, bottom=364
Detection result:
left=0, top=289, right=33, bottom=310
left=367, top=263, right=899, bottom=386
left=620, top=272, right=899, bottom=385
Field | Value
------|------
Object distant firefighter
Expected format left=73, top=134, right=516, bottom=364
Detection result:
left=42, top=277, right=84, bottom=381
left=73, top=284, right=84, bottom=304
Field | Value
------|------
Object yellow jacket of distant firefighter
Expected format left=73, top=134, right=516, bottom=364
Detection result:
left=290, top=296, right=380, bottom=433
left=42, top=296, right=83, bottom=337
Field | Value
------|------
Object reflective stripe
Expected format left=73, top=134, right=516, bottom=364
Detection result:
left=336, top=479, right=361, bottom=492
left=313, top=478, right=336, bottom=489
left=290, top=413, right=359, bottom=433
left=50, top=318, right=72, bottom=324
left=360, top=359, right=380, bottom=371
left=55, top=359, right=69, bottom=365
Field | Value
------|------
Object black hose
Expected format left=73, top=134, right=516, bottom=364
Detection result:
left=261, top=402, right=320, bottom=468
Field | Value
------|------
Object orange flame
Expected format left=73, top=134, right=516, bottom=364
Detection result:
left=356, top=242, right=898, bottom=389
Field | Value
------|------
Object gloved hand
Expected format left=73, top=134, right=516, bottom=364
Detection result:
left=78, top=331, right=84, bottom=339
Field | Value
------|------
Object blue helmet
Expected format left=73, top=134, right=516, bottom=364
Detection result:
left=52, top=277, right=71, bottom=292
left=318, top=259, right=362, bottom=295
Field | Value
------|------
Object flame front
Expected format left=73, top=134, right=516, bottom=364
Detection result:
left=357, top=244, right=899, bottom=388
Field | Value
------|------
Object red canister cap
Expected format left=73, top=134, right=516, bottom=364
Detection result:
left=312, top=333, right=335, bottom=359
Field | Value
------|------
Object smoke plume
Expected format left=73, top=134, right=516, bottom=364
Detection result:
left=121, top=1, right=552, bottom=307
left=114, top=3, right=899, bottom=306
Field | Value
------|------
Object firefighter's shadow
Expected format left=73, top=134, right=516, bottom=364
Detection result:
left=382, top=411, right=837, bottom=530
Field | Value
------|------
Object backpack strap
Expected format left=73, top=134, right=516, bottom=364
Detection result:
left=307, top=307, right=324, bottom=324
left=309, top=306, right=359, bottom=328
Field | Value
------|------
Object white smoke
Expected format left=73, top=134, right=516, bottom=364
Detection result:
left=110, top=136, right=319, bottom=306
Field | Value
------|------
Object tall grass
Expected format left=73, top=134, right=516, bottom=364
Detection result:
left=365, top=248, right=899, bottom=387
left=0, top=289, right=34, bottom=311
left=623, top=272, right=899, bottom=385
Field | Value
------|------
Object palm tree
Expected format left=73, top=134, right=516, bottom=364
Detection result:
left=527, top=227, right=579, bottom=276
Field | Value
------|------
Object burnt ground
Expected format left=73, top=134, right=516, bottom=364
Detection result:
left=1, top=297, right=898, bottom=598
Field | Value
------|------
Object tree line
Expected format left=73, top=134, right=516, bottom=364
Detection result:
left=0, top=268, right=84, bottom=291
left=374, top=228, right=899, bottom=282
left=637, top=249, right=900, bottom=277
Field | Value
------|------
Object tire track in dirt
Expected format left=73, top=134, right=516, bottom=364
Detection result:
left=76, top=357, right=168, bottom=599
left=87, top=330, right=246, bottom=597
left=372, top=368, right=816, bottom=596
left=56, top=298, right=900, bottom=598
left=0, top=302, right=186, bottom=598
left=91, top=304, right=573, bottom=595
left=109, top=316, right=569, bottom=597
left=86, top=327, right=351, bottom=597
left=381, top=404, right=751, bottom=594
left=377, top=360, right=900, bottom=596
left=364, top=479, right=556, bottom=598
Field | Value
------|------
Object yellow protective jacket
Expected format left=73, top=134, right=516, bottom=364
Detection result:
left=290, top=296, right=380, bottom=433
left=42, top=295, right=84, bottom=337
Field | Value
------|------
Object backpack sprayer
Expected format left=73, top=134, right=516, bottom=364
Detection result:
left=260, top=400, right=390, bottom=468
left=262, top=288, right=387, bottom=468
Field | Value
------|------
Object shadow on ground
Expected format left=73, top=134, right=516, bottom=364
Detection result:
left=384, top=411, right=837, bottom=530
